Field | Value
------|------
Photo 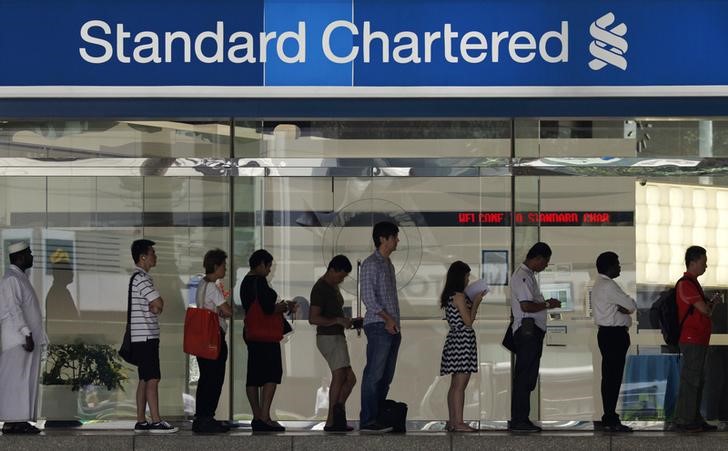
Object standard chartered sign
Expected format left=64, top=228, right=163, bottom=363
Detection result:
left=79, top=19, right=570, bottom=66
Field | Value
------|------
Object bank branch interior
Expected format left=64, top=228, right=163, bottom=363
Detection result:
left=1, top=118, right=726, bottom=428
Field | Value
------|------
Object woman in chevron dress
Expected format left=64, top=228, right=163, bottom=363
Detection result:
left=439, top=261, right=486, bottom=432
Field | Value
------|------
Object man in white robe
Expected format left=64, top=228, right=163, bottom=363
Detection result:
left=0, top=241, right=48, bottom=434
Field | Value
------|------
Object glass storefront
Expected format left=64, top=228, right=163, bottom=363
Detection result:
left=1, top=118, right=726, bottom=427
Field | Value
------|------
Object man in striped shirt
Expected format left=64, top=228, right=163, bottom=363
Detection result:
left=129, top=239, right=177, bottom=433
left=359, top=221, right=400, bottom=433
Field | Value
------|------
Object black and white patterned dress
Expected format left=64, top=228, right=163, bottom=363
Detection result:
left=440, top=296, right=478, bottom=375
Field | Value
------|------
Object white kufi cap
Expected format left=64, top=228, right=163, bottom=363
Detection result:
left=8, top=241, right=30, bottom=254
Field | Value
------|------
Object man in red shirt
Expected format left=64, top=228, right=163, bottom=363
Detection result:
left=674, top=245, right=721, bottom=432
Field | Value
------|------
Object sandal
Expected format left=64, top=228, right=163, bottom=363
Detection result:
left=450, top=423, right=478, bottom=432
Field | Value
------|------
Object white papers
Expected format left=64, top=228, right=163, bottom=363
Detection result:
left=464, top=279, right=489, bottom=300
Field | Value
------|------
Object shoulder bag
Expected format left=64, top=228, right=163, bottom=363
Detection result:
left=183, top=279, right=222, bottom=359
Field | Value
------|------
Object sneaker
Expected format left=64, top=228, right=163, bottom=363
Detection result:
left=134, top=421, right=150, bottom=433
left=508, top=420, right=542, bottom=433
left=147, top=420, right=178, bottom=434
left=700, top=422, right=718, bottom=432
left=360, top=422, right=393, bottom=433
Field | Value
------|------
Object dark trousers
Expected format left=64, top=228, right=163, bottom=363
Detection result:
left=597, top=326, right=630, bottom=425
left=195, top=328, right=228, bottom=419
left=674, top=343, right=708, bottom=426
left=510, top=322, right=545, bottom=423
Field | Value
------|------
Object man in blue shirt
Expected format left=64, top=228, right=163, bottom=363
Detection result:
left=359, top=221, right=400, bottom=433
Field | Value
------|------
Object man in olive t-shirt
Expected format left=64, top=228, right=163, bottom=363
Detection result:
left=309, top=255, right=360, bottom=432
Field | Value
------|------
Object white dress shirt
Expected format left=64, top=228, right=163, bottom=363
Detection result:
left=592, top=273, right=637, bottom=327
left=510, top=263, right=547, bottom=332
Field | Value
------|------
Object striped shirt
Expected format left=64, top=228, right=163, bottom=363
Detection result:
left=360, top=249, right=400, bottom=327
left=129, top=267, right=161, bottom=342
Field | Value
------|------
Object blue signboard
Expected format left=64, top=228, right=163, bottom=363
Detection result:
left=0, top=0, right=727, bottom=94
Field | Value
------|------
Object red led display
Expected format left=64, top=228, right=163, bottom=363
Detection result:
left=456, top=211, right=621, bottom=226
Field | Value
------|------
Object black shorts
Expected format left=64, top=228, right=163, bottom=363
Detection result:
left=246, top=341, right=282, bottom=387
left=131, top=338, right=161, bottom=381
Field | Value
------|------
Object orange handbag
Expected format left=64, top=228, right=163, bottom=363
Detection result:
left=244, top=299, right=284, bottom=343
left=183, top=307, right=221, bottom=359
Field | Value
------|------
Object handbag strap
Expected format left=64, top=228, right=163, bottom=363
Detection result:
left=195, top=277, right=208, bottom=309
left=126, top=271, right=141, bottom=330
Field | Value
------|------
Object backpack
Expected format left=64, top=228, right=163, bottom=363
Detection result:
left=649, top=276, right=697, bottom=347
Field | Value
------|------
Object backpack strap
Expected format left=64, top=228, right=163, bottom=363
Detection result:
left=676, top=275, right=700, bottom=327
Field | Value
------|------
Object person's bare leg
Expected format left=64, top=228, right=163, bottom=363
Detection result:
left=337, top=367, right=356, bottom=405
left=260, top=383, right=278, bottom=425
left=451, top=373, right=475, bottom=430
left=326, top=368, right=347, bottom=426
left=145, top=379, right=161, bottom=422
left=136, top=380, right=148, bottom=422
left=246, top=386, right=262, bottom=420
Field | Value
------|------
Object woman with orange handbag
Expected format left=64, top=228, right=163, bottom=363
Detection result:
left=192, top=249, right=233, bottom=434
left=240, top=249, right=297, bottom=432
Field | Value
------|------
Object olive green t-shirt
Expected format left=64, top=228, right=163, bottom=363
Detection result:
left=310, top=278, right=345, bottom=336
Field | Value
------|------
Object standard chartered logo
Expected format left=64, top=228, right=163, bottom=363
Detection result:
left=588, top=12, right=628, bottom=71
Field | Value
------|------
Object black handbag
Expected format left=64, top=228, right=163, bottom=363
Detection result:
left=119, top=272, right=140, bottom=365
left=501, top=319, right=515, bottom=352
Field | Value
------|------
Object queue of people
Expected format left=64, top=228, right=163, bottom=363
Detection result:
left=0, top=229, right=722, bottom=435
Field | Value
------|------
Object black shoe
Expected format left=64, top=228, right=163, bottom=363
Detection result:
left=213, top=420, right=232, bottom=432
left=193, top=418, right=229, bottom=434
left=674, top=423, right=703, bottom=433
left=360, top=422, right=393, bottom=433
left=251, top=419, right=285, bottom=432
left=324, top=424, right=354, bottom=432
left=700, top=422, right=718, bottom=432
left=508, top=421, right=542, bottom=433
left=2, top=422, right=41, bottom=434
left=603, top=423, right=633, bottom=433
left=251, top=418, right=269, bottom=432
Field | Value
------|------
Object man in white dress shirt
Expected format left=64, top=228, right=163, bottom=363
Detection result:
left=592, top=251, right=637, bottom=433
left=0, top=241, right=48, bottom=434
left=509, top=242, right=561, bottom=433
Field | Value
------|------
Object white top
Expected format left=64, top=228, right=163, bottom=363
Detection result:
left=0, top=265, right=49, bottom=351
left=510, top=263, right=547, bottom=332
left=592, top=273, right=637, bottom=328
left=195, top=279, right=227, bottom=333
left=129, top=267, right=161, bottom=342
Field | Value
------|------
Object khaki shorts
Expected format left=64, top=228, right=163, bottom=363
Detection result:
left=316, top=334, right=351, bottom=371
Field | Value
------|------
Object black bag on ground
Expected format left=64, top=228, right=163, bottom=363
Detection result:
left=649, top=276, right=696, bottom=349
left=378, top=399, right=408, bottom=432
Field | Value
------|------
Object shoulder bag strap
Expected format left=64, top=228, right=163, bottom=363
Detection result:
left=196, top=278, right=208, bottom=308
left=127, top=271, right=140, bottom=329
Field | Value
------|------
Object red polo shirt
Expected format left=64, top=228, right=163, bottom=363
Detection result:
left=677, top=272, right=710, bottom=346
